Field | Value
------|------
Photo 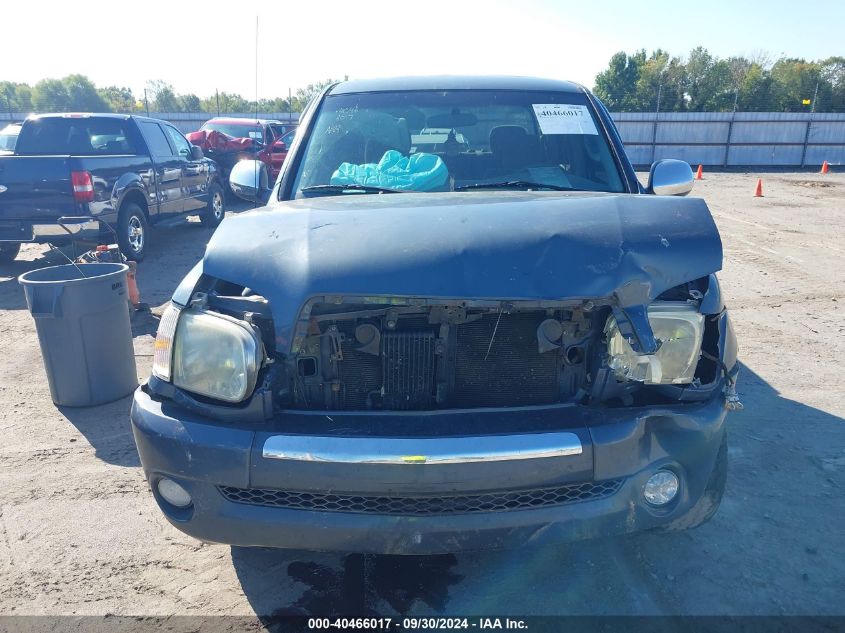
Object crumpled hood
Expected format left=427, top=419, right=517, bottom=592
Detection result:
left=201, top=191, right=722, bottom=351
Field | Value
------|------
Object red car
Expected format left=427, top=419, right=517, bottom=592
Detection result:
left=186, top=118, right=297, bottom=188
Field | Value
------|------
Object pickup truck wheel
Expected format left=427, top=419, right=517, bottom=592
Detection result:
left=118, top=203, right=149, bottom=261
left=660, top=432, right=728, bottom=532
left=0, top=242, right=21, bottom=264
left=200, top=183, right=226, bottom=227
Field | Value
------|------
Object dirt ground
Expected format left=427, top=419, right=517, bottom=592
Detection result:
left=1, top=172, right=844, bottom=618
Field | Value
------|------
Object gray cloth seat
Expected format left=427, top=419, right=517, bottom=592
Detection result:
left=489, top=125, right=542, bottom=170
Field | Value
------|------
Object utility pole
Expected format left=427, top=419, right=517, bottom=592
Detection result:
left=655, top=81, right=663, bottom=116
left=255, top=15, right=259, bottom=122
left=143, top=89, right=150, bottom=116
left=216, top=89, right=220, bottom=116
left=651, top=70, right=665, bottom=166
left=289, top=87, right=292, bottom=122
left=725, top=85, right=740, bottom=168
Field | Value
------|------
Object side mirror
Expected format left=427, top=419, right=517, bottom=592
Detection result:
left=647, top=159, right=694, bottom=196
left=271, top=140, right=287, bottom=154
left=190, top=145, right=204, bottom=160
left=229, top=159, right=272, bottom=204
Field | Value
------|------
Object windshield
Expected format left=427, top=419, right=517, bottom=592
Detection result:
left=202, top=121, right=266, bottom=142
left=291, top=90, right=624, bottom=197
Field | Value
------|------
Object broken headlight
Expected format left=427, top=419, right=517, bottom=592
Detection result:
left=153, top=307, right=263, bottom=403
left=605, top=304, right=704, bottom=385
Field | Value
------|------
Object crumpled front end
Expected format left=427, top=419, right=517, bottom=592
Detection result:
left=131, top=191, right=739, bottom=552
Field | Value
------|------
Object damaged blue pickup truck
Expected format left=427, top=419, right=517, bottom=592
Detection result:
left=130, top=76, right=740, bottom=554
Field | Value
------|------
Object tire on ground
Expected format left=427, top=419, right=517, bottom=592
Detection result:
left=118, top=202, right=149, bottom=261
left=200, top=182, right=226, bottom=227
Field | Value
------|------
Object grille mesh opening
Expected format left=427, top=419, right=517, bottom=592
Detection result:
left=218, top=479, right=624, bottom=516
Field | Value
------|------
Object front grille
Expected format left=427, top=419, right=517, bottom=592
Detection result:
left=218, top=479, right=624, bottom=516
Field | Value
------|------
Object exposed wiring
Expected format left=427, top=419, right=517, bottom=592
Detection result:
left=701, top=350, right=743, bottom=411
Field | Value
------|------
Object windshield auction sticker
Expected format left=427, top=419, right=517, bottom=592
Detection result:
left=533, top=104, right=599, bottom=135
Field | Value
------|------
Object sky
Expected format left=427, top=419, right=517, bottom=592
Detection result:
left=1, top=0, right=843, bottom=100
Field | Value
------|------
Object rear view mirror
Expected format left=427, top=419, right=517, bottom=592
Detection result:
left=647, top=159, right=694, bottom=196
left=229, top=160, right=272, bottom=204
left=271, top=140, right=287, bottom=154
left=427, top=112, right=478, bottom=128
left=190, top=145, right=204, bottom=160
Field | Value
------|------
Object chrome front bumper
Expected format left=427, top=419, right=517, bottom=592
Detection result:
left=130, top=385, right=728, bottom=553
left=261, top=432, right=583, bottom=465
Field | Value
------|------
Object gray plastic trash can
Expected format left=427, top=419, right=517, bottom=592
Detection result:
left=19, top=263, right=138, bottom=407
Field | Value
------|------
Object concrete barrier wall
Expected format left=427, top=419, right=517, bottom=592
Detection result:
left=611, top=112, right=845, bottom=167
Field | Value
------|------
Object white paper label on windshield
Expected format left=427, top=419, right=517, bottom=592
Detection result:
left=532, top=104, right=599, bottom=135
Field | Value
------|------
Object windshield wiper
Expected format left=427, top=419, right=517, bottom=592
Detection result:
left=300, top=184, right=405, bottom=195
left=455, top=180, right=576, bottom=192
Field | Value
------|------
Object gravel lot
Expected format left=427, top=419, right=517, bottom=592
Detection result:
left=1, top=172, right=844, bottom=618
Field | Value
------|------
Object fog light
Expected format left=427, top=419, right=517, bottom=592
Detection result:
left=643, top=470, right=679, bottom=506
left=157, top=478, right=192, bottom=508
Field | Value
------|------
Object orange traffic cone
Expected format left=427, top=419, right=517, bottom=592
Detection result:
left=127, top=261, right=141, bottom=308
left=821, top=160, right=830, bottom=174
left=754, top=178, right=764, bottom=197
left=695, top=164, right=703, bottom=180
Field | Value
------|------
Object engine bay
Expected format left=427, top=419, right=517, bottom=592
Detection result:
left=287, top=301, right=602, bottom=411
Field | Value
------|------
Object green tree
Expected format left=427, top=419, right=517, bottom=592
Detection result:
left=818, top=56, right=845, bottom=111
left=700, top=59, right=735, bottom=111
left=0, top=81, right=33, bottom=113
left=683, top=47, right=721, bottom=111
left=32, top=78, right=70, bottom=111
left=178, top=93, right=201, bottom=112
left=258, top=97, right=292, bottom=113
left=200, top=91, right=250, bottom=113
left=594, top=51, right=643, bottom=110
left=770, top=58, right=820, bottom=111
left=290, top=79, right=340, bottom=112
left=632, top=49, right=687, bottom=112
left=735, top=62, right=773, bottom=111
left=144, top=80, right=181, bottom=112
left=62, top=74, right=107, bottom=111
left=97, top=86, right=135, bottom=112
left=594, top=47, right=845, bottom=112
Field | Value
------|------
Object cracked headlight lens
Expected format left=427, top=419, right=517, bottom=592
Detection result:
left=172, top=310, right=262, bottom=403
left=605, top=304, right=704, bottom=385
